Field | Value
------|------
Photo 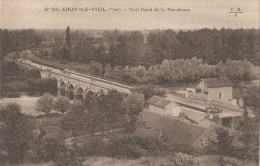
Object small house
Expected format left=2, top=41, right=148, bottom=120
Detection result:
left=147, top=96, right=181, bottom=117
left=195, top=77, right=233, bottom=104
left=194, top=77, right=243, bottom=106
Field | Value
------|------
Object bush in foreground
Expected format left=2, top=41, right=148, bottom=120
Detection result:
left=35, top=93, right=55, bottom=115
left=54, top=96, right=71, bottom=113
left=0, top=103, right=33, bottom=164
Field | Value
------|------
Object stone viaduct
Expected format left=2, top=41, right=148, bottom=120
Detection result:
left=39, top=67, right=133, bottom=99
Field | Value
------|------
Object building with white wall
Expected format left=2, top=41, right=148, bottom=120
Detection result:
left=147, top=96, right=181, bottom=117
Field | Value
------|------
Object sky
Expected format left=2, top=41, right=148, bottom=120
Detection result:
left=1, top=0, right=259, bottom=30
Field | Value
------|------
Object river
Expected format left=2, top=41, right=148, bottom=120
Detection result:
left=0, top=94, right=55, bottom=116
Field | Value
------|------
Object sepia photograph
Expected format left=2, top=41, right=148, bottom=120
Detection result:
left=0, top=0, right=259, bottom=165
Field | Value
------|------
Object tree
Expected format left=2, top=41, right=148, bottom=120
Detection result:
left=34, top=137, right=61, bottom=162
left=87, top=61, right=103, bottom=76
left=0, top=103, right=33, bottom=164
left=98, top=90, right=124, bottom=122
left=121, top=93, right=145, bottom=134
left=62, top=26, right=72, bottom=61
left=54, top=145, right=82, bottom=166
left=243, top=86, right=260, bottom=115
left=122, top=92, right=145, bottom=116
left=60, top=100, right=86, bottom=134
left=84, top=95, right=101, bottom=135
left=238, top=109, right=259, bottom=160
left=66, top=26, right=71, bottom=47
left=239, top=87, right=259, bottom=160
left=210, top=128, right=234, bottom=155
left=54, top=96, right=71, bottom=113
left=35, top=93, right=54, bottom=115
left=134, top=84, right=165, bottom=100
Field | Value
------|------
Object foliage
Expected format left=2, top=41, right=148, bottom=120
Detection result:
left=83, top=94, right=103, bottom=135
left=0, top=103, right=33, bottom=164
left=244, top=86, right=260, bottom=115
left=27, top=78, right=57, bottom=94
left=237, top=109, right=259, bottom=160
left=2, top=61, right=20, bottom=76
left=54, top=96, right=71, bottom=113
left=146, top=29, right=259, bottom=65
left=210, top=128, right=235, bottom=155
left=238, top=86, right=260, bottom=160
left=61, top=90, right=145, bottom=136
left=216, top=59, right=254, bottom=82
left=122, top=92, right=145, bottom=116
left=97, top=90, right=125, bottom=122
left=61, top=100, right=86, bottom=134
left=79, top=135, right=197, bottom=159
left=88, top=61, right=103, bottom=76
left=2, top=60, right=56, bottom=95
left=35, top=93, right=55, bottom=115
left=157, top=57, right=217, bottom=84
left=2, top=81, right=29, bottom=93
left=121, top=92, right=145, bottom=134
left=20, top=68, right=41, bottom=79
left=71, top=99, right=86, bottom=112
left=134, top=84, right=165, bottom=100
left=174, top=152, right=194, bottom=166
left=1, top=29, right=42, bottom=55
left=33, top=137, right=62, bottom=162
left=54, top=144, right=83, bottom=166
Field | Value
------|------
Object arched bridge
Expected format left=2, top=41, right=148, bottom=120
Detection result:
left=40, top=68, right=133, bottom=99
left=12, top=51, right=133, bottom=99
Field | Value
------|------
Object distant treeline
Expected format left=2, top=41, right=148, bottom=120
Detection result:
left=1, top=28, right=259, bottom=66
left=0, top=29, right=43, bottom=55
left=47, top=28, right=260, bottom=66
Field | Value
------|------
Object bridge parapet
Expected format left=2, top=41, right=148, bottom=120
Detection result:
left=50, top=70, right=133, bottom=94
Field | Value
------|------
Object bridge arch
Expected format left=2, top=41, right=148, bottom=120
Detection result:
left=60, top=81, right=66, bottom=88
left=66, top=84, right=75, bottom=100
left=75, top=87, right=84, bottom=100
left=50, top=77, right=58, bottom=96
left=58, top=81, right=66, bottom=96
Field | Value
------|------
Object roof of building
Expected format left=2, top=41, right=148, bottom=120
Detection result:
left=147, top=95, right=161, bottom=104
left=138, top=110, right=206, bottom=146
left=147, top=95, right=178, bottom=108
left=197, top=77, right=233, bottom=88
left=232, top=88, right=243, bottom=99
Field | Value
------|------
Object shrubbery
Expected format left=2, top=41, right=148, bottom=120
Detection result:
left=54, top=96, right=71, bottom=113
left=0, top=103, right=34, bottom=164
left=174, top=152, right=194, bottom=166
left=35, top=93, right=55, bottom=115
left=73, top=135, right=197, bottom=159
